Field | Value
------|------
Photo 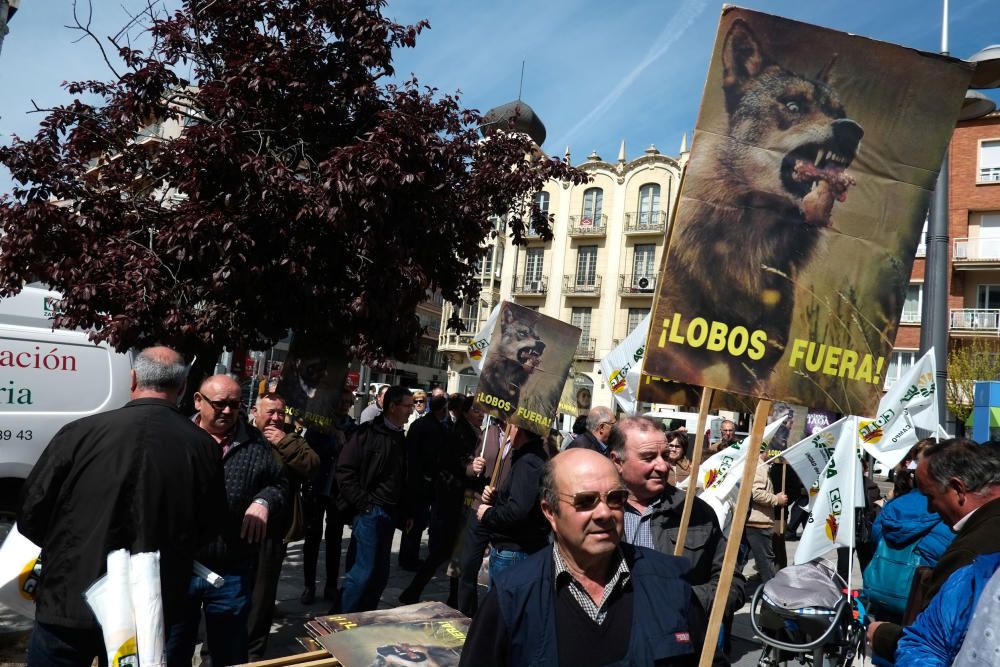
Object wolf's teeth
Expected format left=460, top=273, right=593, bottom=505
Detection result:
left=815, top=150, right=825, bottom=166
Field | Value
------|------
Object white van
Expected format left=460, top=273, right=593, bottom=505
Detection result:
left=0, top=285, right=132, bottom=534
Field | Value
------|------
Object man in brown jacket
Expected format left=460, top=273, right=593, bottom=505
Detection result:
left=744, top=450, right=787, bottom=587
left=247, top=392, right=319, bottom=660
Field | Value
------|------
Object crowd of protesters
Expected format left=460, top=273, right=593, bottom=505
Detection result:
left=16, top=351, right=1000, bottom=667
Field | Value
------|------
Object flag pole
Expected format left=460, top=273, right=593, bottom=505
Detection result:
left=674, top=387, right=713, bottom=556
left=698, top=399, right=772, bottom=667
left=847, top=416, right=858, bottom=596
left=479, top=415, right=492, bottom=460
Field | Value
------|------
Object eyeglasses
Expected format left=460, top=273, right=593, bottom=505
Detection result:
left=558, top=488, right=630, bottom=511
left=199, top=396, right=241, bottom=411
left=414, top=399, right=426, bottom=404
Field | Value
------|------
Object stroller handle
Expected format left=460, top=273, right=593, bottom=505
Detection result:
left=749, top=584, right=851, bottom=652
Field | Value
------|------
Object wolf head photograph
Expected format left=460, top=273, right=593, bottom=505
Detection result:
left=652, top=16, right=864, bottom=394
left=477, top=305, right=546, bottom=412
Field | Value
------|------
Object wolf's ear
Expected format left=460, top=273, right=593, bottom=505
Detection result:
left=721, top=19, right=768, bottom=92
left=816, top=54, right=838, bottom=83
left=502, top=306, right=515, bottom=325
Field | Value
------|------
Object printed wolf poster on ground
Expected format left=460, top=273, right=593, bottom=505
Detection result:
left=639, top=7, right=973, bottom=415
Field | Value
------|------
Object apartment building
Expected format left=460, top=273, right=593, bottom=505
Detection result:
left=887, top=112, right=1000, bottom=419
left=439, top=140, right=688, bottom=410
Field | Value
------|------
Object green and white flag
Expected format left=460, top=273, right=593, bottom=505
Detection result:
left=858, top=348, right=937, bottom=469
left=599, top=314, right=649, bottom=413
left=466, top=304, right=500, bottom=374
left=794, top=416, right=865, bottom=565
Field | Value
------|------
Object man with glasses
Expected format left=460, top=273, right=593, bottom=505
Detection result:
left=611, top=416, right=741, bottom=663
left=565, top=405, right=616, bottom=456
left=461, top=448, right=704, bottom=667
left=168, top=374, right=287, bottom=666
left=335, top=385, right=414, bottom=612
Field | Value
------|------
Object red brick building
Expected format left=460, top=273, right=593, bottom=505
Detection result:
left=889, top=111, right=1000, bottom=414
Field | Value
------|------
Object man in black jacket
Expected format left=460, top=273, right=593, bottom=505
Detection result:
left=477, top=426, right=550, bottom=583
left=565, top=405, right=615, bottom=456
left=335, top=385, right=414, bottom=612
left=167, top=374, right=287, bottom=667
left=19, top=346, right=225, bottom=667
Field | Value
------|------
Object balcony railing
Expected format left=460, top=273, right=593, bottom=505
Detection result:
left=950, top=308, right=1000, bottom=334
left=954, top=236, right=1000, bottom=262
left=619, top=272, right=659, bottom=295
left=438, top=331, right=474, bottom=351
left=575, top=337, right=597, bottom=359
left=563, top=274, right=602, bottom=295
left=568, top=214, right=608, bottom=237
left=624, top=210, right=667, bottom=234
left=512, top=275, right=547, bottom=296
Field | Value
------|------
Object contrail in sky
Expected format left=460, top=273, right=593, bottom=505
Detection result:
left=558, top=0, right=708, bottom=149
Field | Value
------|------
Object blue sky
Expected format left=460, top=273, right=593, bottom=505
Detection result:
left=1, top=0, right=998, bottom=192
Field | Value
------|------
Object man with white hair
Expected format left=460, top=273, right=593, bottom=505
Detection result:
left=565, top=405, right=616, bottom=456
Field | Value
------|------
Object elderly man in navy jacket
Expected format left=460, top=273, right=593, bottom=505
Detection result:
left=461, top=448, right=705, bottom=667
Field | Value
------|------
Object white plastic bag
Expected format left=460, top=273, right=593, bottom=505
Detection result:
left=130, top=551, right=165, bottom=667
left=85, top=549, right=139, bottom=667
left=0, top=523, right=41, bottom=618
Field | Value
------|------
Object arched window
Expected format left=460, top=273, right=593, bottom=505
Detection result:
left=582, top=187, right=603, bottom=224
left=638, top=183, right=660, bottom=226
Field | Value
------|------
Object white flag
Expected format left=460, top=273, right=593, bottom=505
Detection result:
left=795, top=417, right=864, bottom=565
left=778, top=417, right=847, bottom=497
left=693, top=418, right=786, bottom=497
left=600, top=314, right=650, bottom=413
left=466, top=304, right=500, bottom=374
left=859, top=348, right=937, bottom=468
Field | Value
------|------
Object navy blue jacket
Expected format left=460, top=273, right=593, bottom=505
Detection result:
left=460, top=543, right=701, bottom=666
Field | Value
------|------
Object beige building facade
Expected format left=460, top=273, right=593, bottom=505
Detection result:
left=439, top=140, right=689, bottom=413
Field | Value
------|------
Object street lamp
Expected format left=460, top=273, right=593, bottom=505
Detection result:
left=920, top=41, right=1000, bottom=429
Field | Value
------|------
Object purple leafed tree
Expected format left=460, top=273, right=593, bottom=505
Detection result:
left=0, top=0, right=584, bottom=367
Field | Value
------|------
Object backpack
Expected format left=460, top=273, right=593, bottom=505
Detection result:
left=862, top=536, right=922, bottom=617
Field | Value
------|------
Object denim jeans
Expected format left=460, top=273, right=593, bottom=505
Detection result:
left=27, top=621, right=107, bottom=667
left=339, top=504, right=395, bottom=613
left=165, top=570, right=251, bottom=667
left=487, top=547, right=529, bottom=590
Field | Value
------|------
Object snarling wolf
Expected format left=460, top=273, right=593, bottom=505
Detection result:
left=477, top=306, right=545, bottom=413
left=660, top=18, right=863, bottom=392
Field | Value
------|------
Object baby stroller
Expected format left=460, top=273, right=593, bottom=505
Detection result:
left=749, top=559, right=866, bottom=667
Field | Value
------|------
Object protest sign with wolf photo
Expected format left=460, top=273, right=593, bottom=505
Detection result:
left=474, top=301, right=580, bottom=436
left=641, top=7, right=973, bottom=415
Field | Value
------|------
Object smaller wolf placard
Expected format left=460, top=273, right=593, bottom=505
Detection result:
left=474, top=302, right=580, bottom=436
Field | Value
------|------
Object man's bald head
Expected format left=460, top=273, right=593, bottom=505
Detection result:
left=541, top=448, right=621, bottom=515
left=195, top=374, right=243, bottom=436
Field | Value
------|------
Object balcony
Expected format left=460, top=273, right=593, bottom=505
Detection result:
left=568, top=214, right=608, bottom=237
left=619, top=272, right=659, bottom=296
left=563, top=274, right=602, bottom=295
left=575, top=337, right=597, bottom=359
left=624, top=211, right=667, bottom=235
left=953, top=236, right=1000, bottom=268
left=950, top=309, right=1000, bottom=335
left=438, top=331, right=474, bottom=352
left=512, top=275, right=547, bottom=296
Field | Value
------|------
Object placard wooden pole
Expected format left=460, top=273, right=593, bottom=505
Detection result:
left=698, top=399, right=772, bottom=667
left=778, top=463, right=788, bottom=535
left=674, top=387, right=714, bottom=557
left=242, top=650, right=338, bottom=666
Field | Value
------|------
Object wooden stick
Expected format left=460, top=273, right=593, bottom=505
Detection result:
left=674, top=387, right=714, bottom=557
left=241, top=650, right=334, bottom=666
left=698, top=399, right=772, bottom=667
left=489, top=424, right=515, bottom=488
left=778, top=463, right=788, bottom=536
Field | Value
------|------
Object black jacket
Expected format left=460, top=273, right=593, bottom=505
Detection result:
left=565, top=430, right=608, bottom=455
left=405, top=412, right=450, bottom=502
left=196, top=419, right=287, bottom=571
left=481, top=438, right=550, bottom=553
left=18, top=398, right=226, bottom=629
left=336, top=416, right=407, bottom=514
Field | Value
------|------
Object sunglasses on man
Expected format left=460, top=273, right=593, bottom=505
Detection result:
left=558, top=488, right=630, bottom=511
left=198, top=395, right=241, bottom=411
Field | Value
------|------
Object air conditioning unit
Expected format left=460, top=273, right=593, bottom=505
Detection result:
left=526, top=280, right=541, bottom=292
left=954, top=243, right=968, bottom=260
left=633, top=275, right=656, bottom=291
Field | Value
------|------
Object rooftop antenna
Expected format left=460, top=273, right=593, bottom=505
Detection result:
left=518, top=60, right=525, bottom=102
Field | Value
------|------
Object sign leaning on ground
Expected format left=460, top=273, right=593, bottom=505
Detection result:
left=639, top=6, right=974, bottom=414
